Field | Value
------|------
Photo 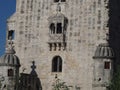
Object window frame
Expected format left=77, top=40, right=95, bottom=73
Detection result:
left=52, top=56, right=62, bottom=72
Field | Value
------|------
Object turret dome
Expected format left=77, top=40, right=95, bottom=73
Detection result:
left=0, top=54, right=20, bottom=67
left=93, top=42, right=114, bottom=59
left=0, top=40, right=20, bottom=67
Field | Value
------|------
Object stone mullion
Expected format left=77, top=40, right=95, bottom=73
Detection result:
left=55, top=22, right=57, bottom=34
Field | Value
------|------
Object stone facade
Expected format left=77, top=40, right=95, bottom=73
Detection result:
left=6, top=0, right=113, bottom=90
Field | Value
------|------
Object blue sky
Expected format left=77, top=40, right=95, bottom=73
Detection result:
left=0, top=0, right=16, bottom=56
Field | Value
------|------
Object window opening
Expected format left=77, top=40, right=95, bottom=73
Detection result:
left=61, top=0, right=66, bottom=2
left=8, top=30, right=15, bottom=40
left=54, top=0, right=59, bottom=2
left=8, top=69, right=14, bottom=76
left=57, top=23, right=62, bottom=34
left=50, top=23, right=55, bottom=34
left=104, top=61, right=110, bottom=69
left=52, top=56, right=62, bottom=72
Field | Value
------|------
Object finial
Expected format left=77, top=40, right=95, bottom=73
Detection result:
left=6, top=37, right=15, bottom=54
left=30, top=61, right=37, bottom=76
left=31, top=61, right=36, bottom=70
left=56, top=3, right=61, bottom=12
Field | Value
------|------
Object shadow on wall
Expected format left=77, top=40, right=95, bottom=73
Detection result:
left=109, top=0, right=120, bottom=71
left=17, top=61, right=42, bottom=90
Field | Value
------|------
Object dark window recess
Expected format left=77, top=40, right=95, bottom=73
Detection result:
left=54, top=0, right=66, bottom=2
left=50, top=23, right=55, bottom=34
left=57, top=23, right=62, bottom=34
left=8, top=30, right=15, bottom=40
left=104, top=61, right=110, bottom=69
left=52, top=56, right=62, bottom=72
left=8, top=69, right=14, bottom=76
left=61, top=0, right=66, bottom=2
left=49, top=43, right=52, bottom=51
left=54, top=0, right=59, bottom=2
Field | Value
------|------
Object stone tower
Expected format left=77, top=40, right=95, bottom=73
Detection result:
left=93, top=34, right=114, bottom=90
left=0, top=39, right=20, bottom=90
left=6, top=0, right=114, bottom=90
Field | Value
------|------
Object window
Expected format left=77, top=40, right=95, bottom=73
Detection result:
left=50, top=23, right=55, bottom=34
left=52, top=56, right=62, bottom=72
left=8, top=30, right=15, bottom=40
left=104, top=61, right=110, bottom=69
left=8, top=69, right=14, bottom=76
left=54, top=43, right=57, bottom=51
left=61, top=0, right=66, bottom=2
left=54, top=0, right=59, bottom=2
left=49, top=23, right=62, bottom=34
left=54, top=0, right=66, bottom=2
left=57, top=23, right=62, bottom=34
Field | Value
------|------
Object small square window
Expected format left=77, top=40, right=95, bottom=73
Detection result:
left=104, top=61, right=110, bottom=69
left=8, top=69, right=14, bottom=76
left=8, top=30, right=15, bottom=40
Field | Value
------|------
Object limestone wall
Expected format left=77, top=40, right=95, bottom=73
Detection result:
left=6, top=0, right=110, bottom=90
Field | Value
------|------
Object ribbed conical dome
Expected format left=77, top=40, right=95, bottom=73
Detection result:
left=93, top=42, right=114, bottom=59
left=0, top=40, right=20, bottom=67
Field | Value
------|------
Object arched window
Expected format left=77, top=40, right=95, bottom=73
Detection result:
left=8, top=69, right=14, bottom=76
left=57, top=23, right=62, bottom=34
left=50, top=23, right=55, bottom=34
left=52, top=56, right=62, bottom=72
left=50, top=23, right=62, bottom=34
left=61, top=0, right=66, bottom=2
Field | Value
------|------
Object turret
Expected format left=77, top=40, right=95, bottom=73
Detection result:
left=0, top=38, right=20, bottom=90
left=93, top=34, right=114, bottom=90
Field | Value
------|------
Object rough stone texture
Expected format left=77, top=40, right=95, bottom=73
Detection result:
left=6, top=0, right=112, bottom=90
left=0, top=66, right=19, bottom=90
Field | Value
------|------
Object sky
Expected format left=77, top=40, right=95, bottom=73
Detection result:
left=0, top=0, right=16, bottom=56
